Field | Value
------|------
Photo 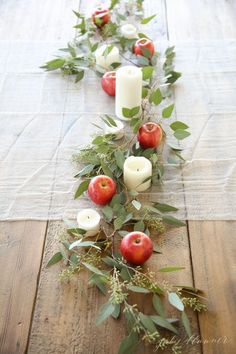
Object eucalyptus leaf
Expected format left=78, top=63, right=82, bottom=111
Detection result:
left=139, top=313, right=156, bottom=333
left=174, top=129, right=191, bottom=140
left=69, top=240, right=100, bottom=250
left=142, top=66, right=154, bottom=80
left=170, top=121, right=189, bottom=131
left=115, top=150, right=125, bottom=170
left=102, top=205, right=113, bottom=222
left=162, top=103, right=175, bottom=118
left=168, top=292, right=184, bottom=312
left=118, top=332, right=139, bottom=354
left=46, top=252, right=63, bottom=267
left=127, top=285, right=150, bottom=293
left=149, top=88, right=162, bottom=105
left=132, top=200, right=142, bottom=210
left=134, top=220, right=145, bottom=232
left=75, top=70, right=84, bottom=82
left=181, top=311, right=192, bottom=337
left=74, top=164, right=95, bottom=178
left=96, top=302, right=116, bottom=325
left=151, top=315, right=178, bottom=334
left=112, top=303, right=121, bottom=319
left=82, top=262, right=106, bottom=277
left=89, top=274, right=107, bottom=295
left=162, top=215, right=186, bottom=227
left=158, top=266, right=185, bottom=272
left=153, top=202, right=178, bottom=213
left=152, top=294, right=166, bottom=318
left=141, top=14, right=156, bottom=24
left=74, top=179, right=90, bottom=199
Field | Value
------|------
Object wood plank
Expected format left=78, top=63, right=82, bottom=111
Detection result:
left=0, top=221, right=47, bottom=354
left=189, top=221, right=236, bottom=354
left=165, top=0, right=236, bottom=353
left=28, top=222, right=201, bottom=354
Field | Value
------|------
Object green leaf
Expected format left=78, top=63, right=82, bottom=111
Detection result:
left=74, top=164, right=95, bottom=178
left=141, top=14, right=156, bottom=24
left=181, top=311, right=192, bottom=337
left=91, top=42, right=99, bottom=52
left=167, top=70, right=182, bottom=84
left=102, top=256, right=121, bottom=269
left=162, top=215, right=186, bottom=227
left=103, top=115, right=117, bottom=127
left=82, top=262, right=106, bottom=277
left=132, top=200, right=142, bottom=210
left=162, top=103, right=175, bottom=118
left=138, top=32, right=150, bottom=39
left=133, top=220, right=145, bottom=232
left=109, top=0, right=120, bottom=10
left=41, top=58, right=65, bottom=71
left=152, top=294, right=166, bottom=318
left=120, top=267, right=132, bottom=281
left=122, top=107, right=132, bottom=118
left=89, top=274, right=107, bottom=295
left=127, top=285, right=150, bottom=293
left=114, top=217, right=124, bottom=230
left=92, top=136, right=104, bottom=145
left=158, top=266, right=185, bottom=272
left=174, top=129, right=191, bottom=140
left=118, top=332, right=139, bottom=354
left=153, top=202, right=178, bottom=213
left=141, top=47, right=152, bottom=58
left=168, top=292, right=184, bottom=311
left=130, top=106, right=140, bottom=117
left=115, top=150, right=125, bottom=170
left=118, top=230, right=129, bottom=237
left=137, top=56, right=150, bottom=66
left=69, top=240, right=100, bottom=250
left=100, top=161, right=114, bottom=178
left=149, top=88, right=162, bottom=105
left=139, top=313, right=156, bottom=333
left=142, top=87, right=148, bottom=98
left=170, top=121, right=189, bottom=131
left=168, top=143, right=183, bottom=151
left=102, top=45, right=114, bottom=58
left=112, top=303, right=121, bottom=319
left=151, top=315, right=178, bottom=334
left=46, top=252, right=63, bottom=267
left=74, top=179, right=90, bottom=199
left=142, top=66, right=154, bottom=80
left=96, top=302, right=116, bottom=325
left=75, top=71, right=84, bottom=83
left=102, top=205, right=113, bottom=222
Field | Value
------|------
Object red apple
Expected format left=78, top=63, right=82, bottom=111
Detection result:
left=133, top=38, right=155, bottom=58
left=92, top=6, right=111, bottom=28
left=88, top=175, right=116, bottom=205
left=101, top=71, right=116, bottom=96
left=120, top=232, right=153, bottom=265
left=137, top=122, right=163, bottom=149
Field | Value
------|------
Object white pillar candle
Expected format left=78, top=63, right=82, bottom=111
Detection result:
left=77, top=209, right=101, bottom=237
left=105, top=119, right=124, bottom=140
left=124, top=156, right=152, bottom=192
left=95, top=44, right=120, bottom=71
left=115, top=66, right=142, bottom=120
left=121, top=24, right=137, bottom=39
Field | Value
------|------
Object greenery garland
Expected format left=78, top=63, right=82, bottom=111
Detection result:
left=43, top=1, right=207, bottom=353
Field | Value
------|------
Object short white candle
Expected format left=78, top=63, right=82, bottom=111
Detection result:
left=77, top=209, right=101, bottom=237
left=121, top=24, right=137, bottom=39
left=105, top=119, right=124, bottom=140
left=115, top=65, right=142, bottom=120
left=124, top=156, right=152, bottom=192
left=95, top=44, right=120, bottom=71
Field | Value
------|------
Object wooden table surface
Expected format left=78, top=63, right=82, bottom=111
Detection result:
left=0, top=0, right=236, bottom=353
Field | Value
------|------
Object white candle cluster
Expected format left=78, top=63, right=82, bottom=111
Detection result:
left=115, top=65, right=142, bottom=120
left=77, top=209, right=101, bottom=237
left=95, top=44, right=120, bottom=71
left=124, top=156, right=152, bottom=192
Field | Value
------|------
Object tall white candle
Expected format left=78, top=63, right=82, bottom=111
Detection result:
left=105, top=119, right=124, bottom=140
left=95, top=44, right=120, bottom=71
left=124, top=156, right=152, bottom=192
left=77, top=209, right=101, bottom=237
left=121, top=24, right=137, bottom=39
left=115, top=66, right=142, bottom=120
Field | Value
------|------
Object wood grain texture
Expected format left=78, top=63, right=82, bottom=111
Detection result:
left=188, top=221, right=236, bottom=354
left=28, top=222, right=201, bottom=354
left=0, top=221, right=47, bottom=354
